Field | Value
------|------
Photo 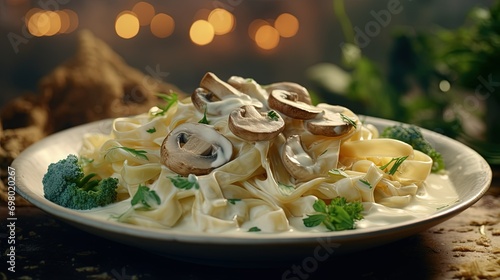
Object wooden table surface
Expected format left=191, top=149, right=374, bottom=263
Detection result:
left=2, top=167, right=499, bottom=280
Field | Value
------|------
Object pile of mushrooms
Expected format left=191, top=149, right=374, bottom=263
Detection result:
left=160, top=72, right=359, bottom=180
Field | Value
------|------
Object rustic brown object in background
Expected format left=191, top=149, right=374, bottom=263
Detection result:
left=0, top=30, right=184, bottom=205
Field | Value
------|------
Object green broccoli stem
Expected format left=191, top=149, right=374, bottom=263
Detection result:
left=77, top=173, right=99, bottom=191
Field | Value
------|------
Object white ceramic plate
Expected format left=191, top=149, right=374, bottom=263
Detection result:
left=12, top=116, right=492, bottom=266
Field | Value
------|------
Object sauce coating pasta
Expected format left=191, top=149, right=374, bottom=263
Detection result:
left=78, top=73, right=457, bottom=233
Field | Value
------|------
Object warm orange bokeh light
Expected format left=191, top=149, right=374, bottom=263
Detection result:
left=274, top=13, right=299, bottom=38
left=63, top=9, right=79, bottom=34
left=248, top=19, right=268, bottom=41
left=44, top=11, right=61, bottom=36
left=208, top=8, right=234, bottom=35
left=115, top=11, right=140, bottom=39
left=150, top=13, right=175, bottom=38
left=255, top=24, right=280, bottom=50
left=190, top=20, right=214, bottom=45
left=132, top=1, right=155, bottom=26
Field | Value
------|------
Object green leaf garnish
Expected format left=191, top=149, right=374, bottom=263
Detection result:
left=198, top=106, right=210, bottom=124
left=340, top=113, right=357, bottom=129
left=153, top=93, right=178, bottom=116
left=248, top=226, right=261, bottom=232
left=106, top=146, right=149, bottom=161
left=303, top=197, right=364, bottom=231
left=131, top=185, right=161, bottom=209
left=146, top=127, right=156, bottom=134
left=328, top=168, right=349, bottom=179
left=379, top=156, right=408, bottom=175
left=227, top=198, right=241, bottom=205
left=278, top=182, right=295, bottom=196
left=113, top=185, right=161, bottom=222
left=359, top=179, right=372, bottom=188
left=267, top=110, right=280, bottom=121
left=169, top=174, right=200, bottom=190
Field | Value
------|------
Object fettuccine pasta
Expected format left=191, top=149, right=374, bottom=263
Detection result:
left=78, top=73, right=446, bottom=233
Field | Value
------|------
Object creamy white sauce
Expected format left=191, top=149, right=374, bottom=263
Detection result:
left=82, top=173, right=458, bottom=235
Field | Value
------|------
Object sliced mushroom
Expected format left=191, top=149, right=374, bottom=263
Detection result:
left=227, top=76, right=269, bottom=105
left=200, top=72, right=242, bottom=98
left=268, top=90, right=322, bottom=120
left=228, top=105, right=285, bottom=141
left=193, top=73, right=262, bottom=115
left=281, top=135, right=319, bottom=182
left=264, top=82, right=312, bottom=105
left=191, top=87, right=220, bottom=113
left=161, top=123, right=233, bottom=176
left=305, top=104, right=358, bottom=137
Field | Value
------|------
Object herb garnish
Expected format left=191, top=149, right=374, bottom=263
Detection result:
left=227, top=198, right=241, bottom=205
left=146, top=127, right=156, bottom=134
left=198, top=106, right=210, bottom=124
left=115, top=185, right=161, bottom=222
left=340, top=113, right=357, bottom=129
left=169, top=174, right=200, bottom=190
left=267, top=110, right=280, bottom=121
left=248, top=226, right=261, bottom=232
left=359, top=179, right=372, bottom=188
left=303, top=197, right=364, bottom=231
left=328, top=168, right=349, bottom=179
left=131, top=185, right=161, bottom=209
left=152, top=93, right=178, bottom=116
left=106, top=146, right=149, bottom=161
left=379, top=156, right=408, bottom=175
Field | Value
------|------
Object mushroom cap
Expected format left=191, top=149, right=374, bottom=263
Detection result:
left=228, top=105, right=285, bottom=141
left=305, top=104, right=358, bottom=137
left=268, top=90, right=322, bottom=120
left=161, top=123, right=233, bottom=176
left=264, top=82, right=312, bottom=105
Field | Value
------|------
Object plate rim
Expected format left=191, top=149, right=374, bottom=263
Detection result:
left=12, top=116, right=493, bottom=246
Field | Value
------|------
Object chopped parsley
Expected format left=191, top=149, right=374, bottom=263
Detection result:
left=131, top=185, right=161, bottom=209
left=248, top=226, right=261, bottom=232
left=169, top=174, right=200, bottom=190
left=227, top=198, right=241, bottom=205
left=146, top=127, right=156, bottom=134
left=267, top=110, right=280, bottom=121
left=198, top=106, right=210, bottom=124
left=303, top=197, right=364, bottom=231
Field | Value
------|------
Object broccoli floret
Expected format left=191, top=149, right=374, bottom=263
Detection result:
left=42, top=154, right=118, bottom=210
left=381, top=124, right=445, bottom=173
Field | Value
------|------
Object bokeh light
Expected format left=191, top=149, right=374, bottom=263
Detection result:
left=26, top=8, right=78, bottom=37
left=115, top=11, right=140, bottom=39
left=63, top=9, right=79, bottom=34
left=190, top=19, right=214, bottom=45
left=274, top=13, right=299, bottom=38
left=44, top=11, right=61, bottom=36
left=150, top=13, right=175, bottom=38
left=248, top=19, right=268, bottom=41
left=254, top=24, right=280, bottom=50
left=132, top=2, right=155, bottom=26
left=208, top=8, right=235, bottom=35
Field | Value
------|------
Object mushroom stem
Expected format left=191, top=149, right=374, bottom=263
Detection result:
left=200, top=72, right=242, bottom=98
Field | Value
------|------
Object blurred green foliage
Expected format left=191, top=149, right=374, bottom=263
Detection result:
left=308, top=0, right=500, bottom=164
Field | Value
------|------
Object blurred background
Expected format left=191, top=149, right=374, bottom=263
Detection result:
left=1, top=0, right=499, bottom=164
